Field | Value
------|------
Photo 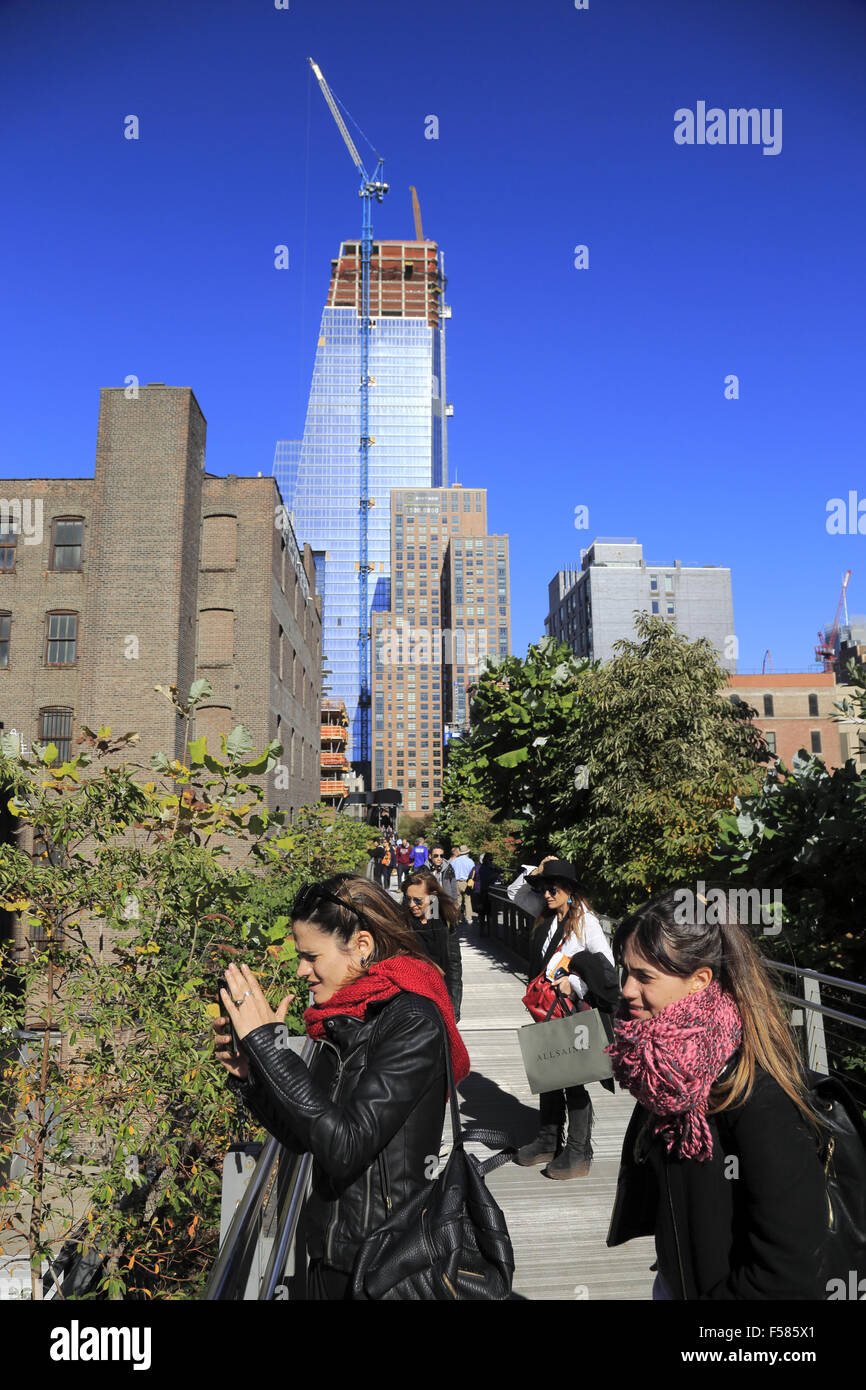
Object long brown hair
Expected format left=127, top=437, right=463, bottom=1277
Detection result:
left=533, top=879, right=593, bottom=947
left=404, top=871, right=460, bottom=930
left=612, top=886, right=820, bottom=1130
left=291, top=873, right=432, bottom=966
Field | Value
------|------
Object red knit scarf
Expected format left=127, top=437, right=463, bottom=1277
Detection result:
left=606, top=980, right=742, bottom=1161
left=304, top=955, right=470, bottom=1084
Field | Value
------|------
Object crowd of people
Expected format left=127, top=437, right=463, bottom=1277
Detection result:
left=213, top=835, right=837, bottom=1303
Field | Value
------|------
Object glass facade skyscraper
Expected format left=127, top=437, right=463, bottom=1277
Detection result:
left=274, top=238, right=449, bottom=776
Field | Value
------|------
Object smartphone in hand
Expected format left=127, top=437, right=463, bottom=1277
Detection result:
left=213, top=975, right=239, bottom=1055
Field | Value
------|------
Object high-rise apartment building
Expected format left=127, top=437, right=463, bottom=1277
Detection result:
left=0, top=386, right=322, bottom=835
left=546, top=537, right=736, bottom=672
left=370, top=485, right=510, bottom=815
left=274, top=239, right=450, bottom=780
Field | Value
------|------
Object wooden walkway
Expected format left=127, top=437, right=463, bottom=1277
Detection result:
left=446, top=924, right=656, bottom=1301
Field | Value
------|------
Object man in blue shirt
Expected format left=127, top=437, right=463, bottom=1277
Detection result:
left=411, top=836, right=429, bottom=870
left=450, top=845, right=476, bottom=924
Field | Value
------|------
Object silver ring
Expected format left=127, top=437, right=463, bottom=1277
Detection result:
left=233, top=991, right=251, bottom=1007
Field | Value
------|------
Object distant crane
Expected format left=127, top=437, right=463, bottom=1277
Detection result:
left=309, top=57, right=388, bottom=776
left=815, top=569, right=852, bottom=671
left=409, top=185, right=424, bottom=241
left=762, top=650, right=774, bottom=674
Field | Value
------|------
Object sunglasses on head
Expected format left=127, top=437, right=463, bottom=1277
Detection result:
left=293, top=878, right=372, bottom=931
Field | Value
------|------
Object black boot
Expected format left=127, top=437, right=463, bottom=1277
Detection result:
left=515, top=1091, right=564, bottom=1167
left=542, top=1096, right=593, bottom=1180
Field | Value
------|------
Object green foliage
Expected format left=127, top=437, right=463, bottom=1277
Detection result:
left=0, top=683, right=373, bottom=1300
left=711, top=751, right=866, bottom=980
left=438, top=637, right=594, bottom=844
left=439, top=616, right=767, bottom=915
left=432, top=802, right=524, bottom=879
left=552, top=615, right=767, bottom=913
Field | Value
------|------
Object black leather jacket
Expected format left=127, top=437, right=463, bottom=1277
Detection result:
left=232, top=991, right=448, bottom=1275
left=405, top=907, right=463, bottom=1021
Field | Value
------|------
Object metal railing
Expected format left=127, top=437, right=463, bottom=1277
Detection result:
left=203, top=1036, right=334, bottom=1300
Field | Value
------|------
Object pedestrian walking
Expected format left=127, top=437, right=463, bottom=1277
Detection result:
left=213, top=873, right=468, bottom=1300
left=403, top=870, right=463, bottom=1022
left=450, top=845, right=476, bottom=925
left=395, top=838, right=414, bottom=891
left=411, top=835, right=429, bottom=871
left=428, top=845, right=459, bottom=904
left=606, top=887, right=828, bottom=1299
left=470, top=853, right=502, bottom=936
left=515, top=856, right=620, bottom=1179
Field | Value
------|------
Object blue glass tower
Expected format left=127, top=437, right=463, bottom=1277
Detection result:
left=274, top=237, right=449, bottom=779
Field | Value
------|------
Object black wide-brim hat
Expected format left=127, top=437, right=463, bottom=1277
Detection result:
left=526, top=859, right=585, bottom=892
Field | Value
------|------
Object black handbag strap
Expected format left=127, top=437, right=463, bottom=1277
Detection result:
left=369, top=1002, right=516, bottom=1197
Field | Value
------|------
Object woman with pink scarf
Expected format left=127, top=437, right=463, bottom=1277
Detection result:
left=606, top=887, right=828, bottom=1300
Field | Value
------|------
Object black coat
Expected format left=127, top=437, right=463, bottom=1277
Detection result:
left=233, top=992, right=447, bottom=1276
left=607, top=1060, right=828, bottom=1299
left=406, top=908, right=463, bottom=1022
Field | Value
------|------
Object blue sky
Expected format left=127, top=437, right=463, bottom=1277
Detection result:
left=1, top=0, right=864, bottom=672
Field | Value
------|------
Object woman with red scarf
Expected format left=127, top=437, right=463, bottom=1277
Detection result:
left=606, top=887, right=828, bottom=1300
left=212, top=873, right=469, bottom=1300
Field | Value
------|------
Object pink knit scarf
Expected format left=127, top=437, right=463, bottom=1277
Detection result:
left=606, top=981, right=742, bottom=1161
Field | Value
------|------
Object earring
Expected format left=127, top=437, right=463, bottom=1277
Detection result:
left=568, top=898, right=573, bottom=905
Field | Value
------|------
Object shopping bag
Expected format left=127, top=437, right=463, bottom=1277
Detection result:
left=518, top=1006, right=614, bottom=1094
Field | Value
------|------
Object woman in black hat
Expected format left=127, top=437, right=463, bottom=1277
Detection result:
left=516, top=856, right=620, bottom=1179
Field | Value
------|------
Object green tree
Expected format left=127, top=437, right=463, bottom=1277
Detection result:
left=552, top=614, right=767, bottom=912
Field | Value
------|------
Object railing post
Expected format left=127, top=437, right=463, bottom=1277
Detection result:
left=803, top=975, right=829, bottom=1074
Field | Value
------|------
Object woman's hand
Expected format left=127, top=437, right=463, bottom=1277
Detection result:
left=218, top=962, right=295, bottom=1045
left=212, top=1015, right=250, bottom=1081
left=557, top=978, right=573, bottom=997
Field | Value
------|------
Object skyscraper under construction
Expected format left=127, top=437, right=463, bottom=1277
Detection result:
left=274, top=236, right=451, bottom=780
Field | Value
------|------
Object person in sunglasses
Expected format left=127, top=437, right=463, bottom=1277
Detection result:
left=403, top=870, right=463, bottom=1021
left=515, top=856, right=620, bottom=1179
left=212, top=873, right=470, bottom=1300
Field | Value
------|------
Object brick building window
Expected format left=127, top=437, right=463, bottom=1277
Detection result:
left=0, top=613, right=9, bottom=666
left=40, top=708, right=73, bottom=761
left=200, top=515, right=238, bottom=570
left=0, top=530, right=17, bottom=572
left=765, top=731, right=776, bottom=755
left=763, top=695, right=774, bottom=717
left=195, top=705, right=232, bottom=751
left=198, top=609, right=234, bottom=666
left=810, top=730, right=822, bottom=755
left=45, top=612, right=78, bottom=665
left=49, top=518, right=84, bottom=571
left=808, top=694, right=819, bottom=717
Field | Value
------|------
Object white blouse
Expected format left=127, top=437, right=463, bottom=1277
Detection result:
left=542, top=909, right=615, bottom=1000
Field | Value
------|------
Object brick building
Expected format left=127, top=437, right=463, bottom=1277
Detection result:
left=726, top=672, right=864, bottom=772
left=0, top=384, right=321, bottom=817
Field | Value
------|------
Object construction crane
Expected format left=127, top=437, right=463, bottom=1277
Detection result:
left=815, top=569, right=852, bottom=672
left=409, top=185, right=424, bottom=241
left=309, top=58, right=388, bottom=777
left=762, top=650, right=774, bottom=675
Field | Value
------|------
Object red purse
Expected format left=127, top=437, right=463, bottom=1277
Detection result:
left=522, top=973, right=571, bottom=1022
